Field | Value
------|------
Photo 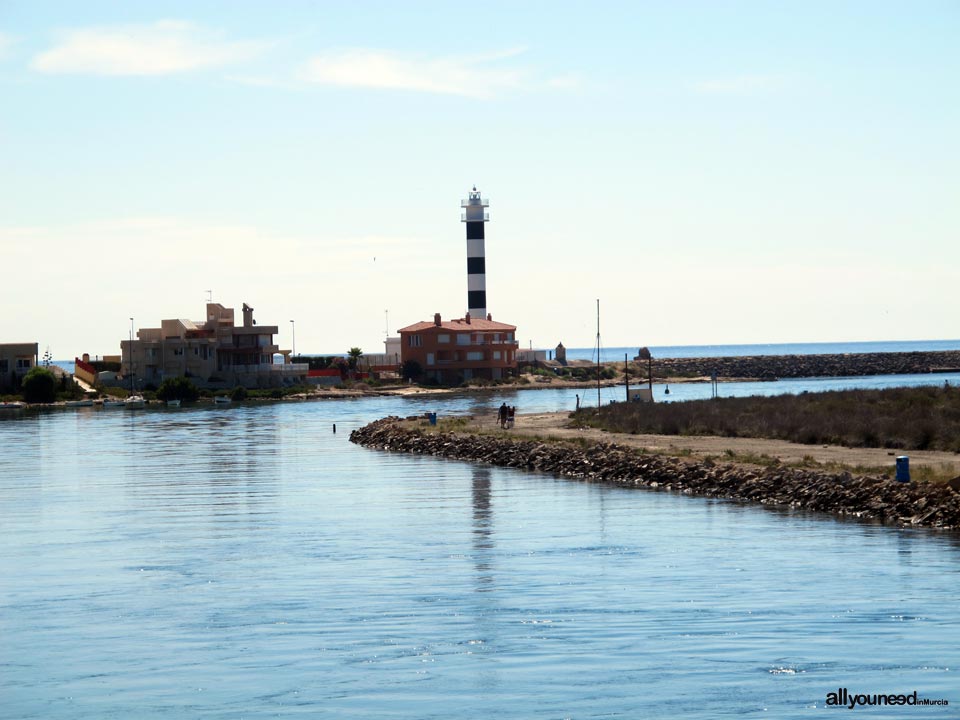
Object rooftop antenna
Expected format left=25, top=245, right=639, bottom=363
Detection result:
left=206, top=290, right=212, bottom=303
left=385, top=309, right=389, bottom=339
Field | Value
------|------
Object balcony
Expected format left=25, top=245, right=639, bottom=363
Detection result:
left=461, top=212, right=489, bottom=222
left=460, top=198, right=489, bottom=208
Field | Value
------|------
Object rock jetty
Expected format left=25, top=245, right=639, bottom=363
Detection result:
left=351, top=417, right=960, bottom=530
left=649, top=350, right=960, bottom=380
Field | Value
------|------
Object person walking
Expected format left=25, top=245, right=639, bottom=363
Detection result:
left=497, top=402, right=508, bottom=428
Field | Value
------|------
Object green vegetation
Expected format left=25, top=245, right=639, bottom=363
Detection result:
left=347, top=347, right=363, bottom=370
left=402, top=360, right=422, bottom=382
left=22, top=367, right=57, bottom=403
left=574, top=386, right=960, bottom=453
left=230, top=385, right=248, bottom=401
left=156, top=376, right=200, bottom=403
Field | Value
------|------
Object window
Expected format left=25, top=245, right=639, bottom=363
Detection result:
left=0, top=360, right=8, bottom=373
left=466, top=351, right=484, bottom=361
left=173, top=348, right=184, bottom=356
left=426, top=353, right=435, bottom=366
left=506, top=333, right=514, bottom=342
left=408, top=334, right=422, bottom=347
left=493, top=351, right=501, bottom=360
left=437, top=334, right=450, bottom=344
left=457, top=333, right=471, bottom=346
left=16, top=358, right=31, bottom=369
left=194, top=348, right=200, bottom=356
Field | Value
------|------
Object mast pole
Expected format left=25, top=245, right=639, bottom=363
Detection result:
left=596, top=299, right=601, bottom=412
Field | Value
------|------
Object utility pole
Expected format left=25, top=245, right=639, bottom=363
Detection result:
left=596, top=299, right=601, bottom=413
left=625, top=353, right=629, bottom=402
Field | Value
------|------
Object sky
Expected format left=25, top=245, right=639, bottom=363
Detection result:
left=1, top=1, right=958, bottom=358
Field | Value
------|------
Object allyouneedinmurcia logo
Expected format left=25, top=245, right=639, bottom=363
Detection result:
left=825, top=688, right=949, bottom=709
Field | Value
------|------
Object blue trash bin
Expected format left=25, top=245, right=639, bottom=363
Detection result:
left=895, top=456, right=910, bottom=483
left=428, top=412, right=437, bottom=426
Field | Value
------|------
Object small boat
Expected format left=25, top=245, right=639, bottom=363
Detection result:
left=102, top=399, right=126, bottom=408
left=65, top=399, right=94, bottom=407
left=214, top=395, right=232, bottom=404
left=166, top=399, right=181, bottom=408
left=125, top=395, right=146, bottom=409
left=0, top=401, right=25, bottom=410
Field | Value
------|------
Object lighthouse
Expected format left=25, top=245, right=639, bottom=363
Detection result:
left=461, top=186, right=489, bottom=319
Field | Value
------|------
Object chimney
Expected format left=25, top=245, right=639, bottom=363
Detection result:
left=487, top=313, right=492, bottom=321
left=465, top=312, right=471, bottom=324
left=434, top=313, right=442, bottom=326
left=242, top=303, right=254, bottom=328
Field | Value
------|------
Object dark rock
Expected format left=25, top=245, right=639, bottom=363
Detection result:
left=349, top=418, right=960, bottom=530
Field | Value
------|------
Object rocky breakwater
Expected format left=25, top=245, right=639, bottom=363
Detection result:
left=652, top=350, right=960, bottom=380
left=351, top=417, right=960, bottom=530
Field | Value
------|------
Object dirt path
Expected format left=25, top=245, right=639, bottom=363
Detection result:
left=460, top=412, right=960, bottom=475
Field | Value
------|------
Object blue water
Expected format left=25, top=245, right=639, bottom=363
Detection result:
left=564, top=339, right=960, bottom=362
left=1, top=393, right=958, bottom=718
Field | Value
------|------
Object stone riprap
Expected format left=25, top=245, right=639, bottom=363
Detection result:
left=648, top=350, right=960, bottom=380
left=350, top=417, right=960, bottom=530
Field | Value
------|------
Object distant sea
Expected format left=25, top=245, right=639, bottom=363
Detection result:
left=53, top=339, right=960, bottom=375
left=563, top=339, right=960, bottom=363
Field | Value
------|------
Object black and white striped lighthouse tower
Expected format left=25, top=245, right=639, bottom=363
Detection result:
left=461, top=186, right=489, bottom=319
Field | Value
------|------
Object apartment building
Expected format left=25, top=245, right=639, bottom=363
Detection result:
left=121, top=302, right=306, bottom=389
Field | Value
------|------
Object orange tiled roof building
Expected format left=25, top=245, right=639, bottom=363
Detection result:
left=398, top=312, right=519, bottom=385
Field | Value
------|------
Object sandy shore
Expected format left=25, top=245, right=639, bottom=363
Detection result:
left=460, top=411, right=960, bottom=476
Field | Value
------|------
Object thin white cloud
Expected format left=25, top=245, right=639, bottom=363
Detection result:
left=31, top=20, right=264, bottom=76
left=693, top=74, right=779, bottom=96
left=302, top=48, right=526, bottom=99
left=0, top=31, right=14, bottom=58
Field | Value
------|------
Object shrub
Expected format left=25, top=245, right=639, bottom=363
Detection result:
left=581, top=386, right=960, bottom=452
left=230, top=386, right=248, bottom=401
left=402, top=360, right=423, bottom=382
left=22, top=367, right=57, bottom=403
left=156, top=376, right=200, bottom=402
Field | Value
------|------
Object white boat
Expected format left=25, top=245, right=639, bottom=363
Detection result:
left=214, top=395, right=232, bottom=404
left=124, top=395, right=146, bottom=409
left=166, top=399, right=181, bottom=408
left=65, top=399, right=94, bottom=407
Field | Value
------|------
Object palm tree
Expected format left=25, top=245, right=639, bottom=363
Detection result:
left=347, top=347, right=364, bottom=371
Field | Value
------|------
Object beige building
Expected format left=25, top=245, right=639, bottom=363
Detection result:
left=0, top=343, right=38, bottom=391
left=121, top=302, right=307, bottom=389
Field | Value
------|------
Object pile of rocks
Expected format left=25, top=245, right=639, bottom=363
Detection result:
left=351, top=418, right=960, bottom=529
left=651, top=350, right=960, bottom=380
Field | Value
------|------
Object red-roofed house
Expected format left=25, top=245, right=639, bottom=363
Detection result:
left=398, top=312, right=519, bottom=384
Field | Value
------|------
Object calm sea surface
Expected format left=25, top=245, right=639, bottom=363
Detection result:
left=564, top=339, right=960, bottom=363
left=2, top=381, right=959, bottom=718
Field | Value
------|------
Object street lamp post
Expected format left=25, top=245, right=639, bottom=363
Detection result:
left=129, top=317, right=135, bottom=392
left=290, top=320, right=296, bottom=363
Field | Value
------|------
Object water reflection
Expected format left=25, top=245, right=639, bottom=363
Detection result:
left=471, top=467, right=494, bottom=592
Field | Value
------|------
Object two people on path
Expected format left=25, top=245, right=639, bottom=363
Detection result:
left=497, top=402, right=516, bottom=429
